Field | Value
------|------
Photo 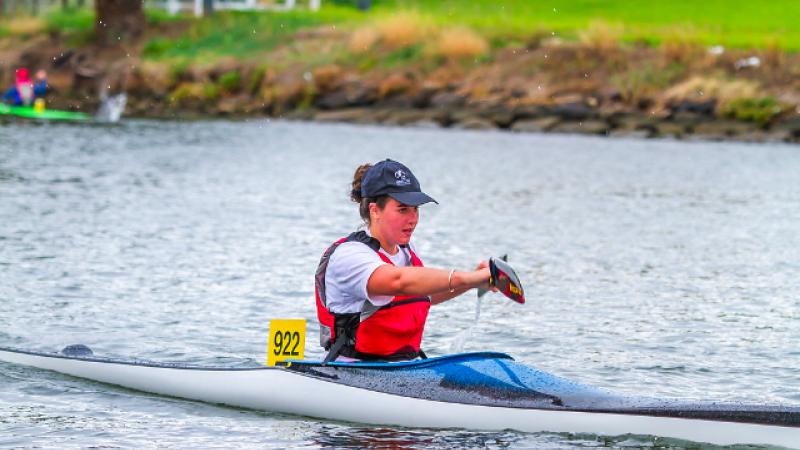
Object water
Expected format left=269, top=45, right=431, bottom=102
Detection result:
left=1, top=120, right=799, bottom=448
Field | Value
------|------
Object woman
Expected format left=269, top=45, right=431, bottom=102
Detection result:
left=315, top=159, right=492, bottom=362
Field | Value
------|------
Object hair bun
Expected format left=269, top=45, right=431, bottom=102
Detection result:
left=350, top=163, right=372, bottom=203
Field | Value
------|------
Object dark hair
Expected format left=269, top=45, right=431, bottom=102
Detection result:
left=351, top=163, right=389, bottom=224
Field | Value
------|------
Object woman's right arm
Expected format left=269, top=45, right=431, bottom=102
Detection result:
left=367, top=265, right=489, bottom=298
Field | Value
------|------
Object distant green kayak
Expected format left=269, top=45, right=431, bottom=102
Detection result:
left=0, top=103, right=89, bottom=121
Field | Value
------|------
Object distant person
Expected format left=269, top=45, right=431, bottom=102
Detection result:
left=2, top=68, right=47, bottom=106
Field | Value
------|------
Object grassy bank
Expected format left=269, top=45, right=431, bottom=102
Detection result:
left=139, top=0, right=800, bottom=60
left=2, top=0, right=795, bottom=62
left=2, top=0, right=798, bottom=143
left=368, top=0, right=800, bottom=50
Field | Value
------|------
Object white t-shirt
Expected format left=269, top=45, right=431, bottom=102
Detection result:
left=324, top=234, right=419, bottom=314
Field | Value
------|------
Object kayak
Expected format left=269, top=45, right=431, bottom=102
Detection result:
left=0, top=345, right=798, bottom=447
left=0, top=103, right=90, bottom=121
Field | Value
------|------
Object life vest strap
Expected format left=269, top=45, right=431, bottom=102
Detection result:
left=322, top=312, right=358, bottom=364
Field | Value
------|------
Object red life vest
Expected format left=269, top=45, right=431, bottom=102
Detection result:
left=315, top=231, right=431, bottom=361
left=15, top=68, right=34, bottom=106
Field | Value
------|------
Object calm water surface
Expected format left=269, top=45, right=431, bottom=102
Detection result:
left=1, top=120, right=799, bottom=448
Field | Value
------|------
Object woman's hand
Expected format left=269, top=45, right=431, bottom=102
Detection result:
left=473, top=260, right=497, bottom=292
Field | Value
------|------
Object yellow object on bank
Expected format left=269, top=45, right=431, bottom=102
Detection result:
left=266, top=319, right=306, bottom=366
left=33, top=98, right=46, bottom=113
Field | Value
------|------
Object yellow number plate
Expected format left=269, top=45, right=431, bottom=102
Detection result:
left=266, top=319, right=306, bottom=366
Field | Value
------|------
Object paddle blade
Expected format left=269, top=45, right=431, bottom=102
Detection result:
left=489, top=257, right=525, bottom=304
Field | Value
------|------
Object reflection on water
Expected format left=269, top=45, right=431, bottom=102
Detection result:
left=1, top=120, right=798, bottom=447
left=315, top=426, right=529, bottom=449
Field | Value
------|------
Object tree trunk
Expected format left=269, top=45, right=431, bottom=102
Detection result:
left=203, top=0, right=213, bottom=17
left=95, top=0, right=145, bottom=46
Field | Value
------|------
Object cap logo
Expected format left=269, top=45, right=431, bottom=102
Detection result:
left=394, top=169, right=411, bottom=186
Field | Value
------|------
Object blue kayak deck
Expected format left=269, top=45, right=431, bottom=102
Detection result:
left=285, top=352, right=800, bottom=427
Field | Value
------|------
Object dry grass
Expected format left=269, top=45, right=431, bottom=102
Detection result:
left=312, top=64, right=343, bottom=92
left=578, top=20, right=622, bottom=51
left=375, top=12, right=428, bottom=49
left=659, top=25, right=706, bottom=64
left=761, top=38, right=785, bottom=68
left=4, top=16, right=46, bottom=35
left=349, top=26, right=380, bottom=54
left=664, top=76, right=762, bottom=109
left=378, top=73, right=413, bottom=97
left=432, top=27, right=489, bottom=60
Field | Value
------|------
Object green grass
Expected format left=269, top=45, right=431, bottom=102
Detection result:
left=45, top=8, right=94, bottom=33
left=362, top=0, right=800, bottom=50
left=142, top=8, right=361, bottom=62
left=43, top=7, right=184, bottom=32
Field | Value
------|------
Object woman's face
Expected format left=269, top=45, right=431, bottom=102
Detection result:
left=371, top=197, right=419, bottom=247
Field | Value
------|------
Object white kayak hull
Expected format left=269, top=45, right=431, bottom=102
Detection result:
left=0, top=347, right=797, bottom=448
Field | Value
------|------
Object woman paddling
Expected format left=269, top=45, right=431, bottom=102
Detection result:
left=315, top=159, right=493, bottom=362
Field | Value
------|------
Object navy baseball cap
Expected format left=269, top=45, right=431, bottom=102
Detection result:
left=361, top=159, right=438, bottom=206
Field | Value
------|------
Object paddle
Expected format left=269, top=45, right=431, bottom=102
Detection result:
left=477, top=255, right=525, bottom=304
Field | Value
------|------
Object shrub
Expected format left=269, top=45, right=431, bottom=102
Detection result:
left=218, top=70, right=241, bottom=93
left=612, top=63, right=686, bottom=103
left=721, top=97, right=785, bottom=125
left=168, top=61, right=191, bottom=87
left=247, top=66, right=267, bottom=94
left=169, top=82, right=203, bottom=104
left=143, top=38, right=173, bottom=59
left=203, top=83, right=220, bottom=101
left=664, top=76, right=761, bottom=109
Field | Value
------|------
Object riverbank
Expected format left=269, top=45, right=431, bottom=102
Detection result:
left=2, top=6, right=799, bottom=143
